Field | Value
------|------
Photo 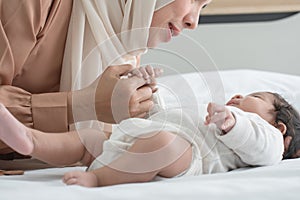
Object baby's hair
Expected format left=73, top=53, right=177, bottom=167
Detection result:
left=269, top=92, right=300, bottom=159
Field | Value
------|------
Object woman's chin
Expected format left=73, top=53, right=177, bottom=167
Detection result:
left=147, top=30, right=172, bottom=48
left=147, top=37, right=172, bottom=48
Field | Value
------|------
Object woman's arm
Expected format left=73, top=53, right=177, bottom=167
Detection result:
left=0, top=0, right=72, bottom=133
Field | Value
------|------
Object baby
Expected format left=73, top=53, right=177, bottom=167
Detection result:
left=0, top=66, right=299, bottom=187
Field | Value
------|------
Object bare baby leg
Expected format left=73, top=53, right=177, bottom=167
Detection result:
left=0, top=104, right=34, bottom=155
left=63, top=131, right=192, bottom=187
left=0, top=104, right=109, bottom=166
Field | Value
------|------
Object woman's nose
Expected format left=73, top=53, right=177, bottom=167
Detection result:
left=183, top=14, right=198, bottom=30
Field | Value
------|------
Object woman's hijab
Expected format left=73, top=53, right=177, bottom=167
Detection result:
left=60, top=0, right=174, bottom=91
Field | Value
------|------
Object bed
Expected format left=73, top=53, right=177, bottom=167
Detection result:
left=1, top=69, right=300, bottom=200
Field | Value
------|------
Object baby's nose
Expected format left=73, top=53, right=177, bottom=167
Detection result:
left=232, top=94, right=243, bottom=99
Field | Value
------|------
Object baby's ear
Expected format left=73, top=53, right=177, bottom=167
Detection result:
left=276, top=121, right=287, bottom=135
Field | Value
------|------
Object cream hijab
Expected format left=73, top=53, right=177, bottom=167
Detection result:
left=60, top=0, right=174, bottom=91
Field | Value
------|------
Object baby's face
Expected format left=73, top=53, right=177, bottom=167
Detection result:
left=226, top=92, right=276, bottom=123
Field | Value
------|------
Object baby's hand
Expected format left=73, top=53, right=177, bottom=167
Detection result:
left=204, top=102, right=236, bottom=134
left=127, top=65, right=163, bottom=84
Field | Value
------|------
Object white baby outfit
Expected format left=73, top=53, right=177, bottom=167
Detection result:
left=88, top=96, right=284, bottom=176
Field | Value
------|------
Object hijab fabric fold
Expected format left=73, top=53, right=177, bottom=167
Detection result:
left=60, top=0, right=174, bottom=91
left=60, top=0, right=174, bottom=132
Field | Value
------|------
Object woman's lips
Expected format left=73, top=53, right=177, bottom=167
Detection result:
left=169, top=23, right=180, bottom=37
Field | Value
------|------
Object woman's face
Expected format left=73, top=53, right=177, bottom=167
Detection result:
left=148, top=0, right=212, bottom=47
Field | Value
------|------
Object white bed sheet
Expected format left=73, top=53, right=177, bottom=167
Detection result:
left=1, top=158, right=300, bottom=200
left=1, top=69, right=300, bottom=200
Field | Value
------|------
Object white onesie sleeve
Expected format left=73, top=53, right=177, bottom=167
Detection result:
left=215, top=107, right=284, bottom=166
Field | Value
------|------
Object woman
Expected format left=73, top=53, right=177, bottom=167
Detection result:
left=0, top=0, right=211, bottom=158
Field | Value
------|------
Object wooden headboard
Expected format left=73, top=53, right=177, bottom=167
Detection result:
left=202, top=0, right=300, bottom=15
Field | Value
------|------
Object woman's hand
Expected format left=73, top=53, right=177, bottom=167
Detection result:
left=70, top=65, right=162, bottom=124
left=205, top=103, right=236, bottom=134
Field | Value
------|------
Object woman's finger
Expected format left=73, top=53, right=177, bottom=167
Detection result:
left=134, top=85, right=153, bottom=102
left=130, top=100, right=154, bottom=118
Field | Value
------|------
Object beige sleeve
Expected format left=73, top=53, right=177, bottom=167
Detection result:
left=31, top=92, right=70, bottom=132
left=0, top=0, right=70, bottom=133
left=0, top=85, right=70, bottom=132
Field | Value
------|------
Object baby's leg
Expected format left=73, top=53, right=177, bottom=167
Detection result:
left=30, top=129, right=108, bottom=166
left=0, top=104, right=33, bottom=155
left=63, top=131, right=192, bottom=187
left=0, top=104, right=109, bottom=166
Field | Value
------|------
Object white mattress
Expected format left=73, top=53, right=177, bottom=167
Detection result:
left=1, top=69, right=300, bottom=200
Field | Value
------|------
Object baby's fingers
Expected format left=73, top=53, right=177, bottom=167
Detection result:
left=128, top=68, right=143, bottom=78
left=221, top=117, right=235, bottom=132
left=153, top=67, right=163, bottom=78
left=207, top=111, right=226, bottom=128
left=145, top=65, right=154, bottom=77
left=207, top=103, right=225, bottom=116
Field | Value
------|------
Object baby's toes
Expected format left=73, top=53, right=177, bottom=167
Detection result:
left=63, top=171, right=83, bottom=184
left=64, top=177, right=79, bottom=185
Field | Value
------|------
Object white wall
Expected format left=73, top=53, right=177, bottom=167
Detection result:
left=141, top=13, right=300, bottom=75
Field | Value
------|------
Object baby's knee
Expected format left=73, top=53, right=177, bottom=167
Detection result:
left=151, top=132, right=192, bottom=178
left=133, top=131, right=177, bottom=153
left=153, top=131, right=178, bottom=148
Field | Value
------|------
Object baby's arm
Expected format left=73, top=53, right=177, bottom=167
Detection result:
left=206, top=103, right=284, bottom=166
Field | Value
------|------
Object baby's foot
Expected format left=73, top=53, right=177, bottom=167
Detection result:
left=0, top=104, right=33, bottom=155
left=63, top=170, right=98, bottom=187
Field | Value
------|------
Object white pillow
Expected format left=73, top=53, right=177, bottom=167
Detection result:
left=158, top=69, right=300, bottom=112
